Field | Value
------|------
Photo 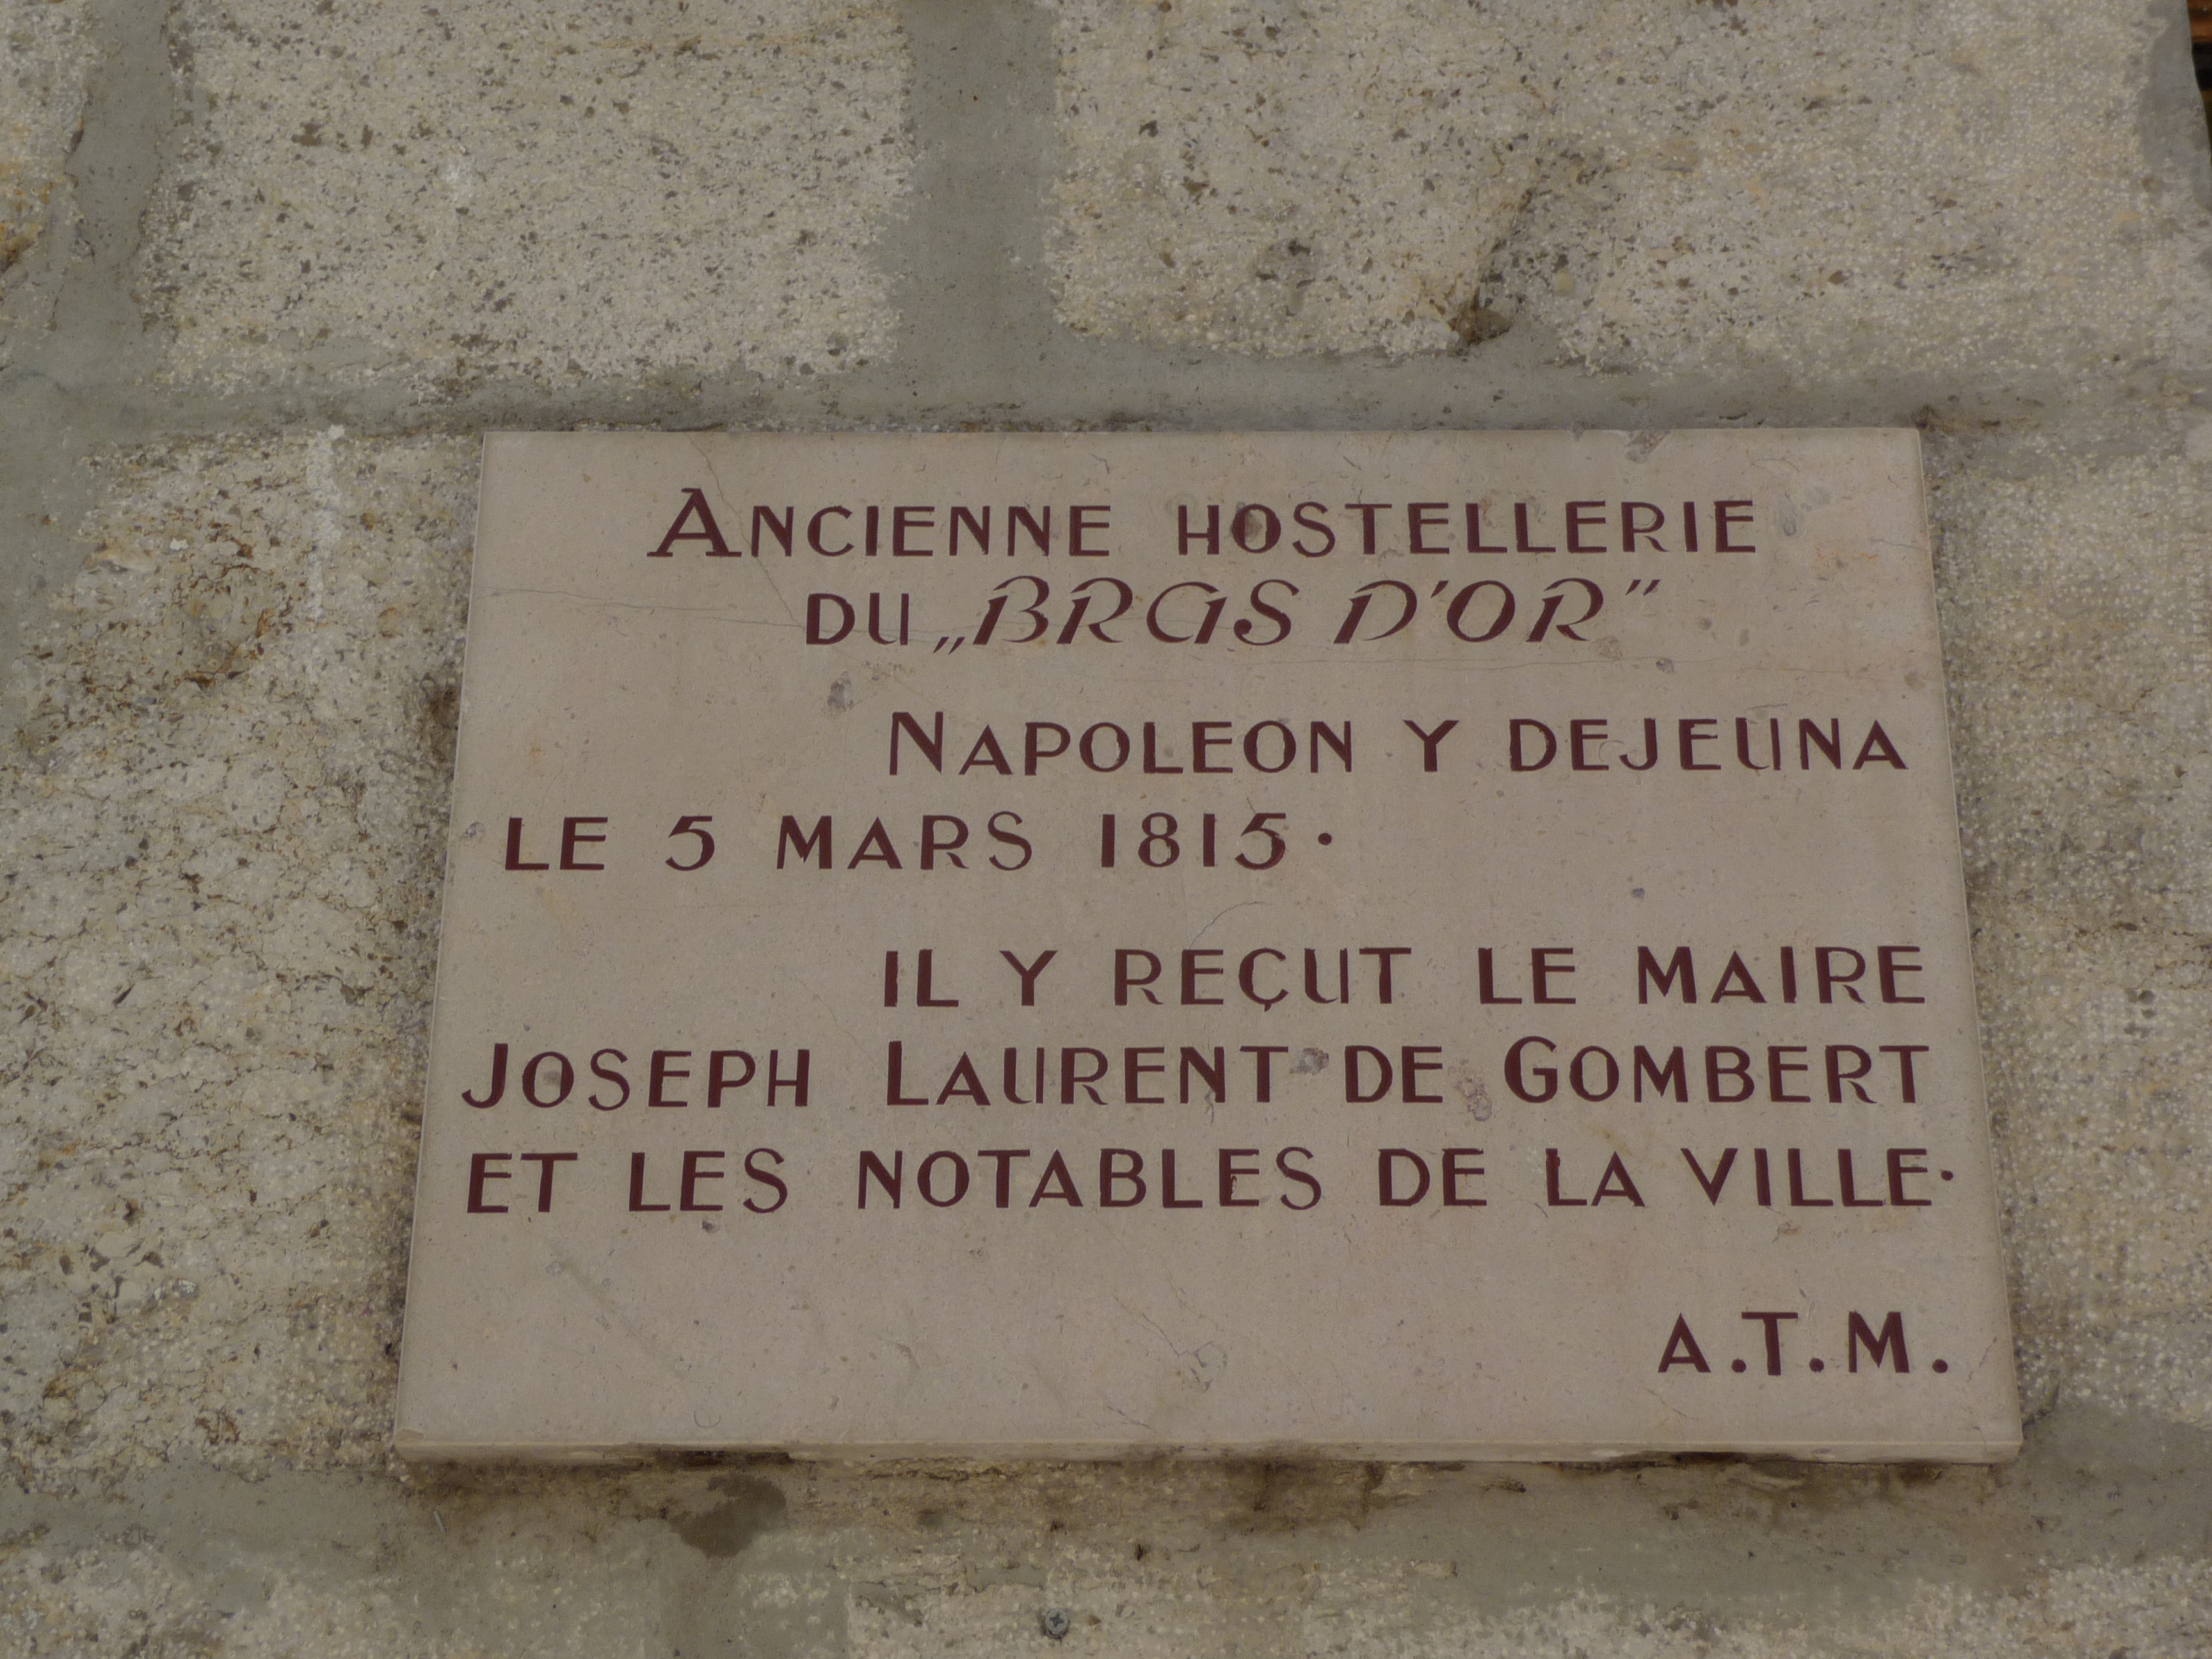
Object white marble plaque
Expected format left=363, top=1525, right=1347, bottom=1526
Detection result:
left=394, top=429, right=2021, bottom=1462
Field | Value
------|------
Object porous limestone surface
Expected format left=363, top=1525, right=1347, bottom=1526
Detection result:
left=1932, top=434, right=2212, bottom=1431
left=3, top=1448, right=2212, bottom=1656
left=0, top=433, right=474, bottom=1486
left=0, top=0, right=92, bottom=339
left=1049, top=0, right=2212, bottom=377
left=142, top=1, right=912, bottom=391
left=1048, top=0, right=1543, bottom=357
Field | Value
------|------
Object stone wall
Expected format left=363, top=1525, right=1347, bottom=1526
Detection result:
left=1, top=1, right=2208, bottom=1654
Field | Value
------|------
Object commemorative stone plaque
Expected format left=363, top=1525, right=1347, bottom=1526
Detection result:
left=394, top=429, right=2021, bottom=1462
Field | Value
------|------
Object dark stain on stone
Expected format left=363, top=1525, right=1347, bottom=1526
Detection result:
left=1448, top=291, right=1513, bottom=349
left=668, top=1474, right=787, bottom=1557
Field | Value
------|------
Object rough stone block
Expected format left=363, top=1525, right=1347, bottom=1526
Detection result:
left=3, top=1455, right=2210, bottom=1655
left=144, top=1, right=912, bottom=390
left=1050, top=0, right=2212, bottom=377
left=1048, top=0, right=1542, bottom=356
left=0, top=433, right=474, bottom=1486
left=0, top=0, right=93, bottom=337
left=1930, top=436, right=2212, bottom=1427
